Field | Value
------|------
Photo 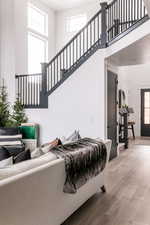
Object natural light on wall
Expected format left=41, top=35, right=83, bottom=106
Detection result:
left=67, top=14, right=87, bottom=33
left=28, top=3, right=48, bottom=74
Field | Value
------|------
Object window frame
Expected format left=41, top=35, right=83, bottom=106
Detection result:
left=27, top=2, right=49, bottom=74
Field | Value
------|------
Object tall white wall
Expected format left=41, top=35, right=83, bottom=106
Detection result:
left=26, top=50, right=106, bottom=144
left=118, top=63, right=150, bottom=137
left=0, top=0, right=56, bottom=103
left=0, top=0, right=16, bottom=103
left=55, top=2, right=100, bottom=52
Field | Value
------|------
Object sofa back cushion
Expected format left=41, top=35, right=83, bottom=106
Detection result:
left=0, top=152, right=57, bottom=181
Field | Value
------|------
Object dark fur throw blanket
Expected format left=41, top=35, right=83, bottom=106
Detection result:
left=51, top=138, right=107, bottom=194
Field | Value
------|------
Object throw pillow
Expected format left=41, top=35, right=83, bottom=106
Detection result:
left=5, top=145, right=25, bottom=157
left=62, top=130, right=81, bottom=144
left=41, top=138, right=62, bottom=154
left=13, top=149, right=31, bottom=164
left=0, top=147, right=10, bottom=161
left=31, top=147, right=44, bottom=159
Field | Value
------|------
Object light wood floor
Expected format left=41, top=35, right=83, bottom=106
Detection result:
left=62, top=141, right=150, bottom=225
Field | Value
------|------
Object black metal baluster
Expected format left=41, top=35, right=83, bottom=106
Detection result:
left=69, top=44, right=71, bottom=67
left=87, top=25, right=88, bottom=51
left=144, top=6, right=146, bottom=16
left=57, top=57, right=59, bottom=83
left=137, top=0, right=139, bottom=20
left=94, top=19, right=96, bottom=44
left=83, top=29, right=85, bottom=54
left=33, top=76, right=35, bottom=105
left=134, top=0, right=136, bottom=22
left=25, top=76, right=27, bottom=105
left=140, top=0, right=142, bottom=18
left=66, top=46, right=68, bottom=70
left=80, top=33, right=81, bottom=58
left=51, top=64, right=53, bottom=88
left=126, top=0, right=127, bottom=29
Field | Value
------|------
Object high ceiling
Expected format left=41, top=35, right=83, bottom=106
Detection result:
left=107, top=34, right=150, bottom=66
left=40, top=0, right=99, bottom=11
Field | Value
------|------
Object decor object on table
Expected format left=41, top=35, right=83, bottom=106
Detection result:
left=119, top=107, right=128, bottom=149
left=127, top=107, right=135, bottom=139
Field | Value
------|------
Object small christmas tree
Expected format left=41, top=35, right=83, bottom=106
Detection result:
left=11, top=95, right=28, bottom=126
left=0, top=81, right=10, bottom=127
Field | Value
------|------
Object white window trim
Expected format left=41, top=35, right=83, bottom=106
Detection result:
left=28, top=2, right=48, bottom=37
left=28, top=31, right=48, bottom=62
left=27, top=2, right=49, bottom=73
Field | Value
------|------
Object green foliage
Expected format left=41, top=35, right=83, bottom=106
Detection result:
left=0, top=84, right=10, bottom=127
left=11, top=96, right=28, bottom=126
left=0, top=81, right=28, bottom=127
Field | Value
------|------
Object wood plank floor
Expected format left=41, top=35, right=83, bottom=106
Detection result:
left=62, top=141, right=150, bottom=225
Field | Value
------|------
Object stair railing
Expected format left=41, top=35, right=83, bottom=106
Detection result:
left=107, top=0, right=148, bottom=43
left=15, top=73, right=43, bottom=108
left=45, top=7, right=104, bottom=95
left=16, top=0, right=149, bottom=108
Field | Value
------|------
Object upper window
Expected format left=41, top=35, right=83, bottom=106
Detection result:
left=67, top=14, right=87, bottom=33
left=28, top=3, right=48, bottom=36
left=27, top=3, right=48, bottom=74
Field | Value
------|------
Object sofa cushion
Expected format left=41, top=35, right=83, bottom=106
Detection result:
left=0, top=157, right=13, bottom=168
left=0, top=152, right=57, bottom=181
left=0, top=147, right=10, bottom=161
left=41, top=139, right=62, bottom=154
left=14, top=149, right=31, bottom=164
left=4, top=145, right=25, bottom=157
left=31, top=147, right=44, bottom=159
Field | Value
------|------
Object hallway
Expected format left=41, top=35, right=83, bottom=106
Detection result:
left=63, top=142, right=150, bottom=225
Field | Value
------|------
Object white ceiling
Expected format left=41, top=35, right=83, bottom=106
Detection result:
left=107, top=34, right=150, bottom=67
left=40, top=0, right=99, bottom=11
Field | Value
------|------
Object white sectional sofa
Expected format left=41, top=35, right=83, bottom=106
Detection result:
left=0, top=139, right=111, bottom=225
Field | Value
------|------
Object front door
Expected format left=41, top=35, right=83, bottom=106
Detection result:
left=141, top=89, right=150, bottom=136
left=107, top=70, right=118, bottom=160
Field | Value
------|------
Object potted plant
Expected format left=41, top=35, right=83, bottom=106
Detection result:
left=0, top=81, right=28, bottom=135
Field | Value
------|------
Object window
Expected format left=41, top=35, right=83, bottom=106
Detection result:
left=28, top=3, right=48, bottom=74
left=67, top=14, right=87, bottom=33
left=144, top=92, right=150, bottom=124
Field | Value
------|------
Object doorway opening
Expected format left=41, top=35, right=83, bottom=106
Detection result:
left=106, top=34, right=150, bottom=155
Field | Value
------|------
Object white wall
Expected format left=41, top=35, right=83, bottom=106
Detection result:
left=0, top=0, right=16, bottom=103
left=0, top=0, right=56, bottom=103
left=26, top=49, right=106, bottom=144
left=55, top=1, right=100, bottom=52
left=118, top=63, right=150, bottom=137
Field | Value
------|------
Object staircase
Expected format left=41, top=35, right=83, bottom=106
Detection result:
left=16, top=0, right=149, bottom=109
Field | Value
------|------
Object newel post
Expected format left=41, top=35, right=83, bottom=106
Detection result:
left=40, top=62, right=48, bottom=108
left=41, top=62, right=48, bottom=95
left=100, top=2, right=108, bottom=47
left=114, top=19, right=120, bottom=36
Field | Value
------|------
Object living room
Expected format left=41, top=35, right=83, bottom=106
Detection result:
left=0, top=0, right=150, bottom=225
